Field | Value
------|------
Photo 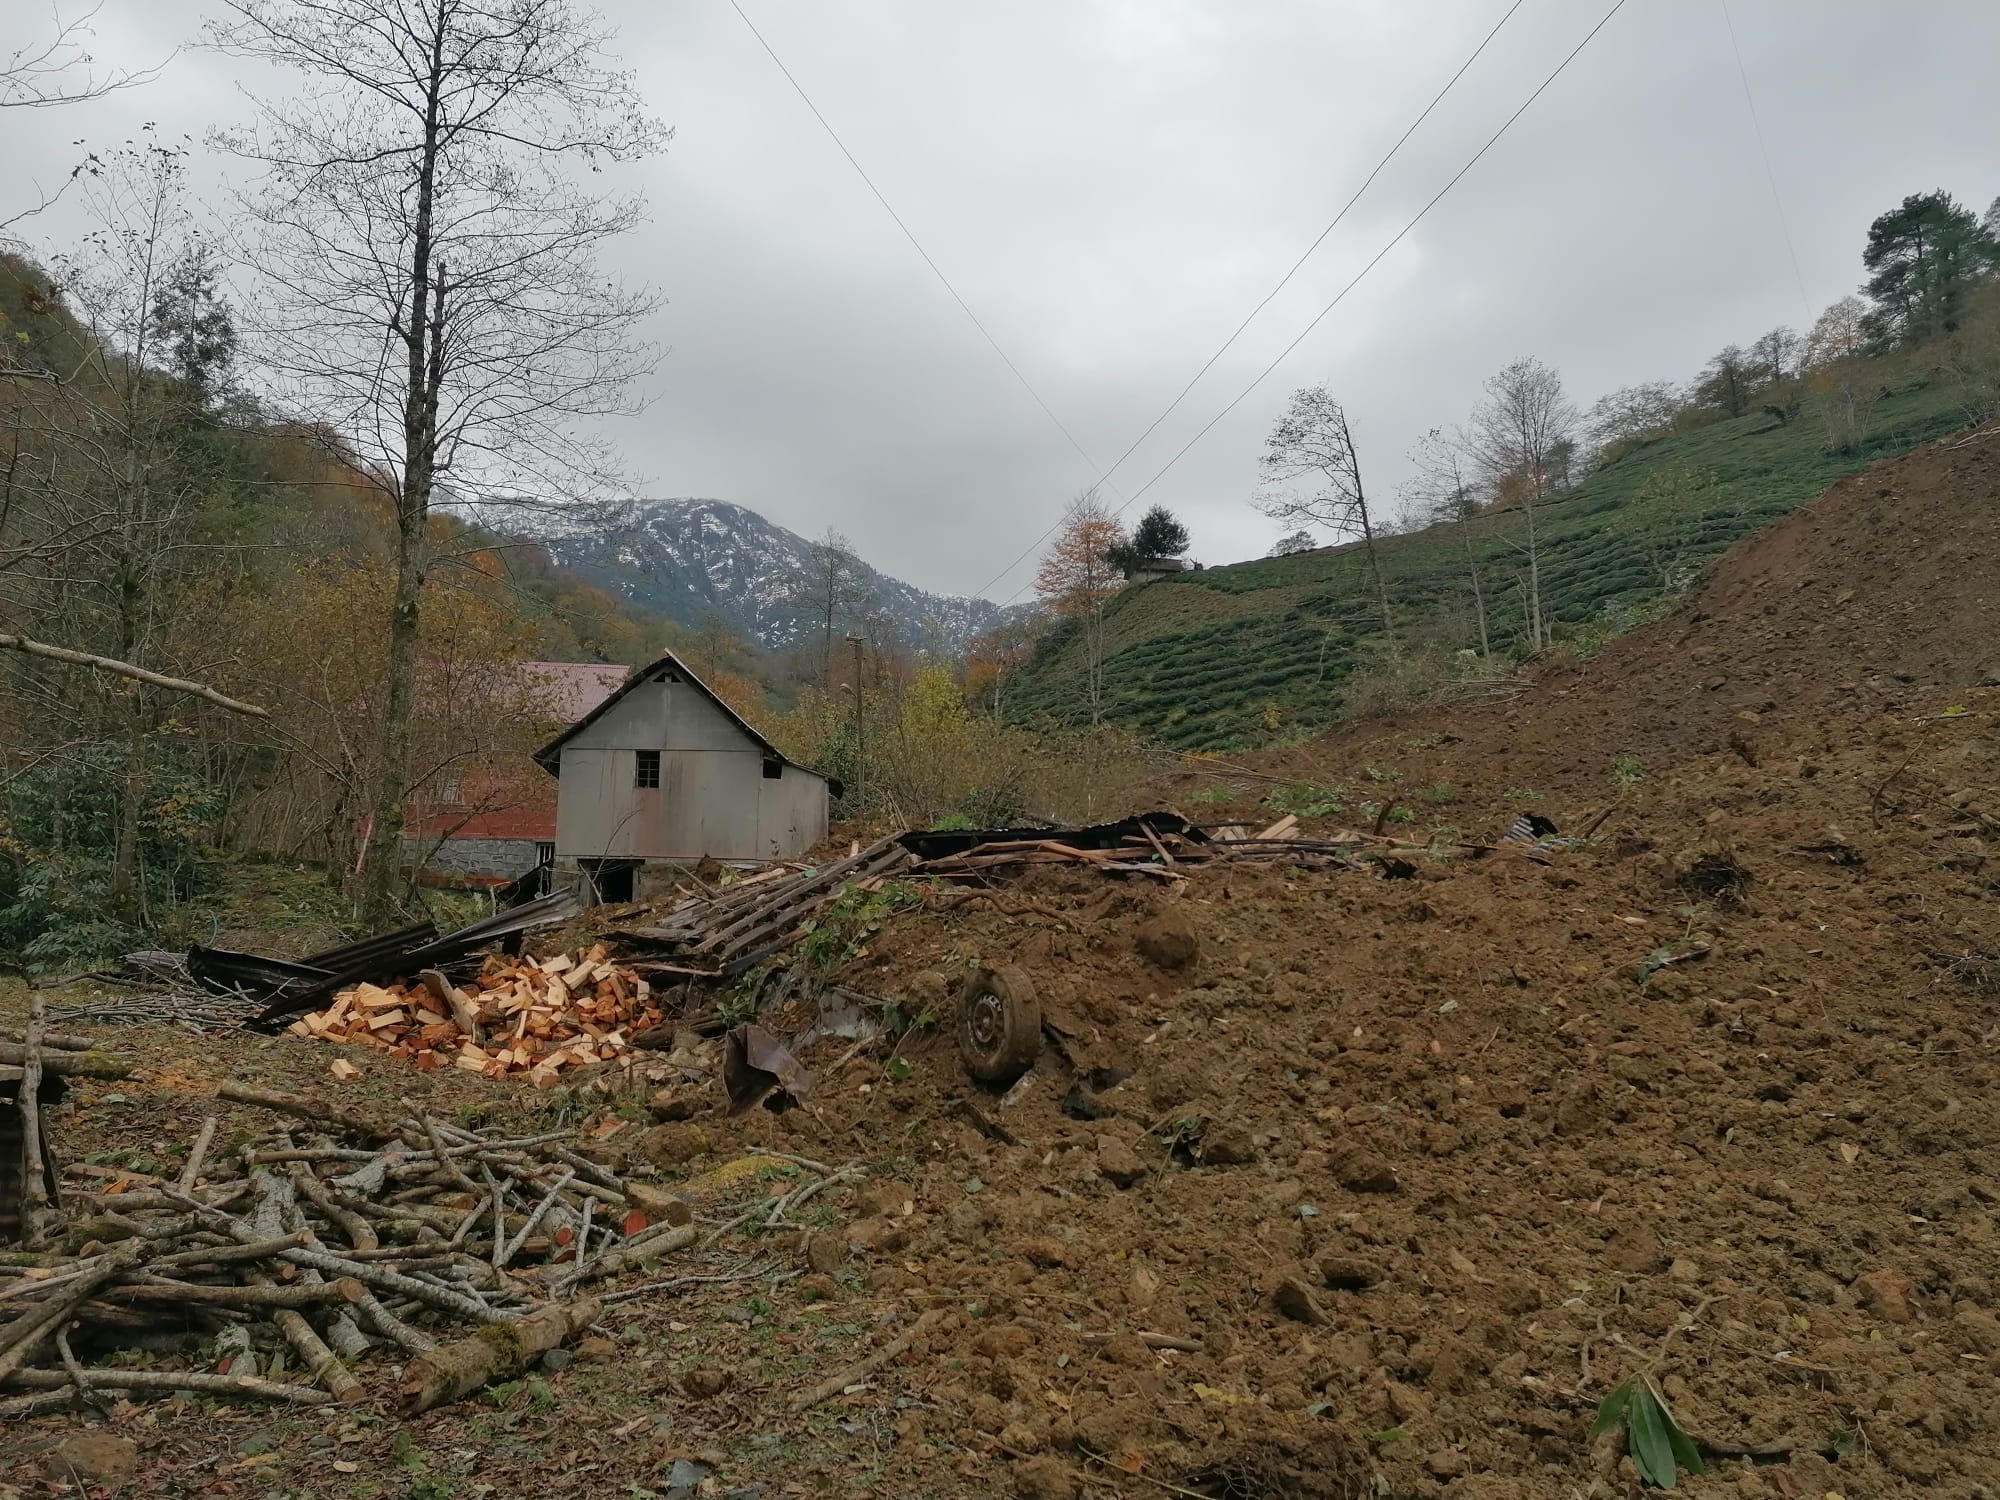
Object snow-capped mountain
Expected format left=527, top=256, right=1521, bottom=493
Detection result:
left=551, top=499, right=1012, bottom=654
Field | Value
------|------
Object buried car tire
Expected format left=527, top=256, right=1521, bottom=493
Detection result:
left=957, top=965, right=1043, bottom=1085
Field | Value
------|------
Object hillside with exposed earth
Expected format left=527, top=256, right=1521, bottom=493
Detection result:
left=8, top=429, right=1998, bottom=1498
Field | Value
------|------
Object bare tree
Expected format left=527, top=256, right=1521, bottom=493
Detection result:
left=783, top=528, right=873, bottom=687
left=1747, top=325, right=1804, bottom=387
left=1404, top=428, right=1488, bottom=658
left=1466, top=357, right=1576, bottom=650
left=209, top=0, right=667, bottom=920
left=1, top=6, right=167, bottom=236
left=1582, top=381, right=1683, bottom=466
left=1255, top=385, right=1394, bottom=642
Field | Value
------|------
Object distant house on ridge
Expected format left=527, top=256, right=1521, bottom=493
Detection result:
left=1119, top=556, right=1199, bottom=585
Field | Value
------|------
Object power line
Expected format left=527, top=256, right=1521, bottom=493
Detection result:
left=1719, top=0, right=1812, bottom=322
left=965, top=0, right=1527, bottom=602
left=727, top=0, right=1125, bottom=501
left=994, top=0, right=1633, bottom=607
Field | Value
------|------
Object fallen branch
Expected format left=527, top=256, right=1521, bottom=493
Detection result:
left=791, top=1307, right=943, bottom=1411
left=397, top=1294, right=602, bottom=1414
left=0, top=633, right=271, bottom=718
left=0, top=1366, right=330, bottom=1406
left=216, top=1083, right=398, bottom=1144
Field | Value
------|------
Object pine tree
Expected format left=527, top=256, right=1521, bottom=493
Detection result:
left=1861, top=190, right=1996, bottom=345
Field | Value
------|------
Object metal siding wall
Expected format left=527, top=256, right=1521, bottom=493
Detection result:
left=755, top=766, right=829, bottom=858
left=564, top=676, right=752, bottom=753
left=554, top=748, right=633, bottom=858
left=558, top=676, right=830, bottom=860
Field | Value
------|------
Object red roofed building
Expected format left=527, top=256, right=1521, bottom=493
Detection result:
left=405, top=661, right=631, bottom=885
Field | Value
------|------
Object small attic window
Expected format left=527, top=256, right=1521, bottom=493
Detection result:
left=634, top=750, right=660, bottom=788
left=761, top=756, right=783, bottom=780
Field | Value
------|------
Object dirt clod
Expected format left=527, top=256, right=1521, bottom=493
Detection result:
left=1200, top=1122, right=1259, bottom=1165
left=1134, top=907, right=1200, bottom=969
left=43, top=1433, right=138, bottom=1484
left=1012, top=1454, right=1079, bottom=1500
left=1094, top=1134, right=1148, bottom=1188
left=1318, top=1255, right=1383, bottom=1291
left=679, top=1366, right=731, bottom=1399
left=1855, top=1268, right=1919, bottom=1324
left=802, top=1232, right=846, bottom=1274
left=636, top=1123, right=711, bottom=1167
left=1327, top=1142, right=1399, bottom=1194
left=1273, top=1276, right=1331, bottom=1325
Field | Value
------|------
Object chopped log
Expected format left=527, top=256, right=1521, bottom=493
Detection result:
left=0, top=1042, right=132, bottom=1081
left=397, top=1294, right=603, bottom=1413
left=177, top=1116, right=220, bottom=1191
left=248, top=1270, right=365, bottom=1403
left=103, top=1276, right=367, bottom=1308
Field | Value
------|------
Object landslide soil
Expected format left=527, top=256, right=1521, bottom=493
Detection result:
left=9, top=434, right=2000, bottom=1500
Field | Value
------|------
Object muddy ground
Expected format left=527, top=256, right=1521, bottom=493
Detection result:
left=6, top=433, right=1999, bottom=1498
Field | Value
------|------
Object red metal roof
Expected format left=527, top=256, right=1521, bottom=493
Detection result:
left=516, top=661, right=630, bottom=721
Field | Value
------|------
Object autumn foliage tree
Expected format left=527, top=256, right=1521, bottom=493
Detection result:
left=1034, top=491, right=1125, bottom=726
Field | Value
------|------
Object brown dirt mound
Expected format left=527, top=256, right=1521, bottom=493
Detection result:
left=11, top=433, right=1999, bottom=1498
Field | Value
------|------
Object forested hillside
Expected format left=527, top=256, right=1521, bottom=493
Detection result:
left=0, top=239, right=672, bottom=964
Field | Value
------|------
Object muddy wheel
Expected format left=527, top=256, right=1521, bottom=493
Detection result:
left=957, top=966, right=1043, bottom=1085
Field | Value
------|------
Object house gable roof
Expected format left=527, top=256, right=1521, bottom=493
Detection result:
left=531, top=650, right=821, bottom=782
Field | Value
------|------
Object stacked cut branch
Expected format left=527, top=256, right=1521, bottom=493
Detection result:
left=619, top=836, right=920, bottom=978
left=285, top=944, right=662, bottom=1085
left=0, top=1085, right=749, bottom=1416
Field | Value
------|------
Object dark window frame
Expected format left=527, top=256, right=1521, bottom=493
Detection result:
left=634, top=749, right=661, bottom=788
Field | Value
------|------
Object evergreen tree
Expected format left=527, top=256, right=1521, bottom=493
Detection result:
left=1128, top=505, right=1189, bottom=560
left=1861, top=190, right=1996, bottom=345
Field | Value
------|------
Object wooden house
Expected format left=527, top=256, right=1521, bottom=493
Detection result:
left=532, top=651, right=832, bottom=901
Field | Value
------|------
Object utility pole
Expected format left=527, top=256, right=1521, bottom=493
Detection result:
left=846, top=633, right=866, bottom=808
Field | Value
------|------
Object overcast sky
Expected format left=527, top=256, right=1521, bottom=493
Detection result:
left=8, top=1, right=1997, bottom=603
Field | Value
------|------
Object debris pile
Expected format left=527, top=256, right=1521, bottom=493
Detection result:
left=285, top=944, right=662, bottom=1086
left=0, top=1075, right=785, bottom=1419
left=617, top=812, right=1495, bottom=979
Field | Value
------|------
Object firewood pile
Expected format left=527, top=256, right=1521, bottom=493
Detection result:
left=282, top=944, right=663, bottom=1086
left=0, top=1076, right=790, bottom=1419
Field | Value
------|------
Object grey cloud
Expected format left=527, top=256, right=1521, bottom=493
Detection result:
left=8, top=0, right=1997, bottom=603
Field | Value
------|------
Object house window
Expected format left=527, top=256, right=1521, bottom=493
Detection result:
left=634, top=750, right=660, bottom=788
left=761, top=756, right=783, bottom=780
left=433, top=776, right=462, bottom=805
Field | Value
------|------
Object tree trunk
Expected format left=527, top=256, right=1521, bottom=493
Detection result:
left=1520, top=485, right=1545, bottom=650
left=1358, top=513, right=1394, bottom=646
left=110, top=541, right=143, bottom=916
left=361, top=55, right=446, bottom=925
left=1459, top=511, right=1490, bottom=658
